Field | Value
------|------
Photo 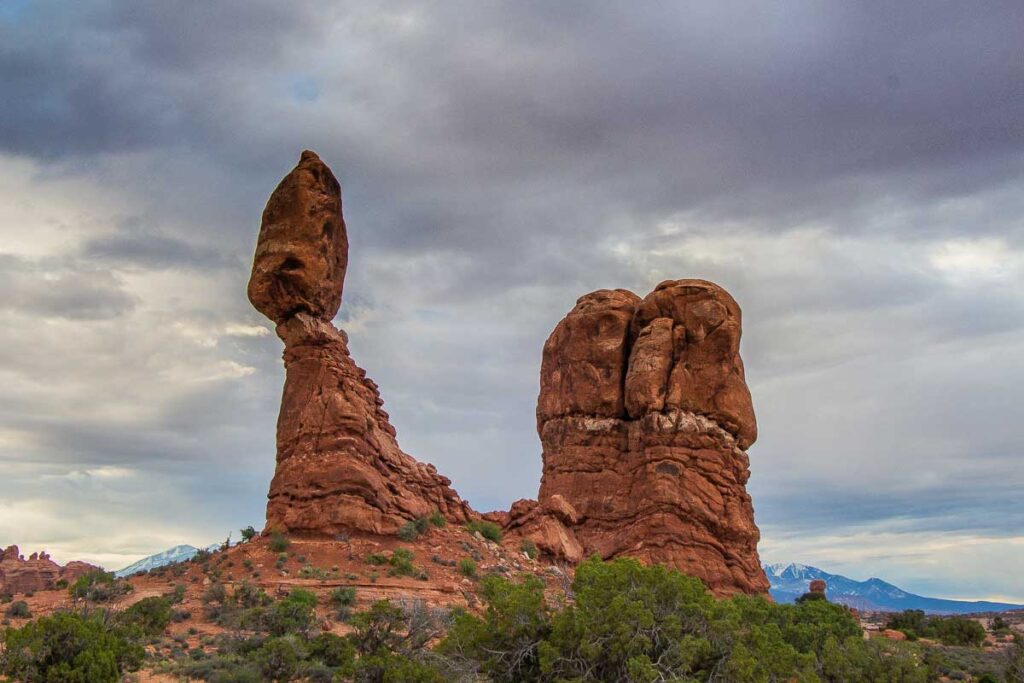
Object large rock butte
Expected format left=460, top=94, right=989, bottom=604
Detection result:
left=250, top=151, right=766, bottom=597
left=504, top=280, right=769, bottom=596
left=250, top=152, right=472, bottom=536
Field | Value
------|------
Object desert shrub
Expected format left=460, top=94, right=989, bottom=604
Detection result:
left=932, top=616, right=986, bottom=647
left=466, top=520, right=502, bottom=543
left=365, top=552, right=388, bottom=566
left=268, top=531, right=290, bottom=553
left=397, top=521, right=420, bottom=541
left=170, top=583, right=187, bottom=604
left=428, top=510, right=446, bottom=528
left=68, top=570, right=131, bottom=603
left=330, top=586, right=357, bottom=608
left=520, top=539, right=539, bottom=560
left=886, top=610, right=987, bottom=647
left=796, top=590, right=827, bottom=603
left=240, top=526, right=257, bottom=542
left=441, top=556, right=926, bottom=683
left=118, top=596, right=173, bottom=636
left=0, top=610, right=144, bottom=683
left=440, top=573, right=551, bottom=682
left=5, top=600, right=30, bottom=618
left=256, top=635, right=305, bottom=682
left=308, top=631, right=355, bottom=669
left=258, top=590, right=318, bottom=637
left=388, top=548, right=419, bottom=578
left=202, top=582, right=227, bottom=605
left=348, top=599, right=447, bottom=682
left=458, top=558, right=477, bottom=578
left=234, top=581, right=272, bottom=609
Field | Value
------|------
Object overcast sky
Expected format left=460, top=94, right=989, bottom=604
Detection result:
left=1, top=1, right=1022, bottom=602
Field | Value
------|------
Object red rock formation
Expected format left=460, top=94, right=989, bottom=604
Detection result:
left=507, top=279, right=769, bottom=596
left=809, top=578, right=827, bottom=595
left=250, top=151, right=472, bottom=536
left=0, top=545, right=100, bottom=595
left=248, top=151, right=766, bottom=596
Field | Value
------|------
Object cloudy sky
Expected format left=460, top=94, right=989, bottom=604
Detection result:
left=1, top=1, right=1022, bottom=602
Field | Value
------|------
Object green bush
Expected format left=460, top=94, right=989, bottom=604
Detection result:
left=307, top=632, right=355, bottom=669
left=885, top=609, right=986, bottom=647
left=520, top=539, right=539, bottom=560
left=365, top=552, right=388, bottom=566
left=0, top=610, right=144, bottom=683
left=68, top=570, right=131, bottom=603
left=118, top=596, right=173, bottom=636
left=258, top=589, right=319, bottom=637
left=240, top=526, right=257, bottom=542
left=428, top=510, right=446, bottom=528
left=398, top=516, right=435, bottom=541
left=5, top=600, right=30, bottom=618
left=466, top=520, right=502, bottom=543
left=440, top=573, right=551, bottom=682
left=388, top=548, right=418, bottom=577
left=202, top=582, right=227, bottom=605
left=268, top=531, right=290, bottom=553
left=256, top=636, right=305, bottom=682
left=440, top=556, right=927, bottom=683
left=330, top=586, right=357, bottom=608
left=458, top=557, right=477, bottom=578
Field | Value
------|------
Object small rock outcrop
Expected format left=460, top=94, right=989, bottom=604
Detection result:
left=0, top=545, right=100, bottom=595
left=506, top=280, right=769, bottom=596
left=250, top=151, right=472, bottom=536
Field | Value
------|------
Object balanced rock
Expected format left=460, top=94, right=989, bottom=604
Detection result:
left=251, top=152, right=472, bottom=536
left=248, top=150, right=349, bottom=324
left=507, top=279, right=768, bottom=596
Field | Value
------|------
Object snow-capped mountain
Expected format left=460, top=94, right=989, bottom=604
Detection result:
left=114, top=543, right=220, bottom=578
left=764, top=562, right=1023, bottom=614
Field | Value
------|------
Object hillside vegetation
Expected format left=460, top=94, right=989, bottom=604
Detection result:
left=4, top=556, right=1022, bottom=682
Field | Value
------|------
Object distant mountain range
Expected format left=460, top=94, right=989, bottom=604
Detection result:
left=114, top=543, right=220, bottom=578
left=765, top=562, right=1023, bottom=614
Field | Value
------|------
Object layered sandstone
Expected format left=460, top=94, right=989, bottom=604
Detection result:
left=0, top=545, right=100, bottom=595
left=250, top=151, right=471, bottom=536
left=507, top=280, right=769, bottom=596
left=249, top=151, right=766, bottom=596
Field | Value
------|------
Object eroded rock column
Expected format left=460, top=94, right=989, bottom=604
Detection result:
left=250, top=151, right=471, bottom=536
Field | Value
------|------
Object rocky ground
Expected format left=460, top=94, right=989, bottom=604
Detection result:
left=2, top=524, right=568, bottom=653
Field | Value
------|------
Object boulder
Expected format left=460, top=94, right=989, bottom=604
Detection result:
left=248, top=150, right=349, bottom=324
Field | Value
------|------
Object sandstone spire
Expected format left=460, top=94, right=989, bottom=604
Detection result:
left=250, top=151, right=471, bottom=536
